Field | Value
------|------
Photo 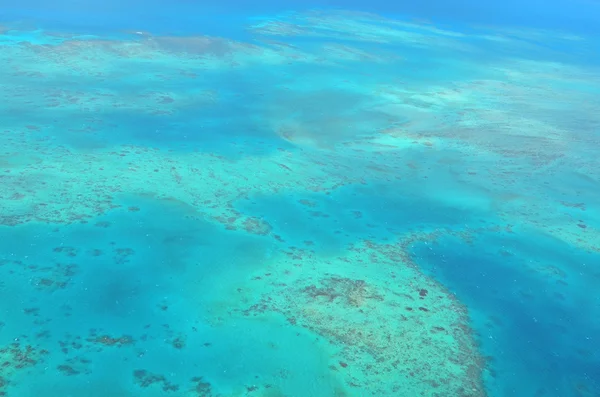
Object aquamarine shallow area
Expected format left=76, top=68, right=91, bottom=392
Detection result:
left=1, top=5, right=600, bottom=397
left=1, top=198, right=343, bottom=396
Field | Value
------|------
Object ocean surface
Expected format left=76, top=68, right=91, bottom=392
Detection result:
left=1, top=1, right=599, bottom=396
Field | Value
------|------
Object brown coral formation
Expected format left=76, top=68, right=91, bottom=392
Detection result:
left=133, top=369, right=179, bottom=392
left=0, top=340, right=49, bottom=395
left=88, top=334, right=135, bottom=347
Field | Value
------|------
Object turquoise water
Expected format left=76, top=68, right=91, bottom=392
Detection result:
left=1, top=2, right=600, bottom=397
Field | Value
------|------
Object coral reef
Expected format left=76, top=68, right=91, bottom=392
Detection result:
left=0, top=7, right=599, bottom=397
left=236, top=240, right=488, bottom=397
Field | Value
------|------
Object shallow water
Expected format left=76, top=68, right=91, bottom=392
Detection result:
left=1, top=3, right=600, bottom=397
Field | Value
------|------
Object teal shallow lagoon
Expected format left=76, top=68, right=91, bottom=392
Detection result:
left=0, top=198, right=343, bottom=396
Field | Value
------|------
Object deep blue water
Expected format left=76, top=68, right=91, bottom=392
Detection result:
left=3, top=0, right=600, bottom=35
left=413, top=231, right=600, bottom=396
